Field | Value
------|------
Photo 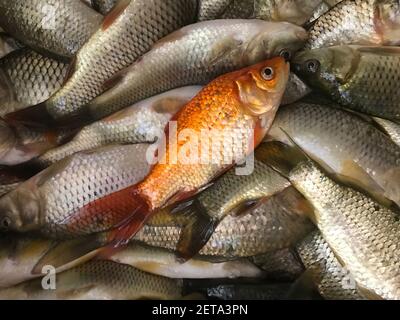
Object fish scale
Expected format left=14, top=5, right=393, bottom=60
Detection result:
left=0, top=260, right=183, bottom=300
left=0, top=48, right=68, bottom=115
left=306, top=0, right=377, bottom=49
left=87, top=19, right=306, bottom=120
left=38, top=87, right=202, bottom=166
left=288, top=160, right=400, bottom=299
left=296, top=231, right=365, bottom=300
left=0, top=0, right=102, bottom=58
left=30, top=0, right=198, bottom=120
left=0, top=144, right=152, bottom=238
left=135, top=188, right=314, bottom=258
left=268, top=102, right=400, bottom=206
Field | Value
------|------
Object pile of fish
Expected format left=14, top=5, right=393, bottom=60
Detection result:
left=0, top=0, right=399, bottom=300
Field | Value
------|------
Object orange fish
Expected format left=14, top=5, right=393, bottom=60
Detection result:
left=76, top=57, right=289, bottom=246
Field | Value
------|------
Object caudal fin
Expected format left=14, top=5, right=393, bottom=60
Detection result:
left=172, top=199, right=219, bottom=262
left=4, top=103, right=93, bottom=130
left=258, top=141, right=308, bottom=178
left=4, top=103, right=56, bottom=129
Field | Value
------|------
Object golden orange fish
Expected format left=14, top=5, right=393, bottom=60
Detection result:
left=78, top=57, right=289, bottom=244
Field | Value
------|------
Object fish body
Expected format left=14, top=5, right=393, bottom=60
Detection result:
left=0, top=0, right=102, bottom=58
left=306, top=0, right=400, bottom=49
left=267, top=102, right=400, bottom=207
left=82, top=57, right=290, bottom=245
left=38, top=86, right=202, bottom=166
left=84, top=20, right=306, bottom=120
left=109, top=244, right=264, bottom=279
left=264, top=142, right=400, bottom=300
left=0, top=260, right=183, bottom=300
left=0, top=144, right=152, bottom=238
left=6, top=0, right=199, bottom=126
left=296, top=231, right=365, bottom=300
left=293, top=46, right=400, bottom=122
left=135, top=187, right=314, bottom=258
left=0, top=48, right=68, bottom=116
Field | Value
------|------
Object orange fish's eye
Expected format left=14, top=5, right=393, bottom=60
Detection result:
left=261, top=67, right=275, bottom=81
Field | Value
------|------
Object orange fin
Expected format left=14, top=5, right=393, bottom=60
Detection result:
left=68, top=187, right=152, bottom=248
left=102, top=0, right=130, bottom=30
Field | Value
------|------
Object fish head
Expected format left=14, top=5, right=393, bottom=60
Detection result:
left=0, top=181, right=42, bottom=233
left=292, top=46, right=359, bottom=94
left=243, top=22, right=308, bottom=65
left=0, top=119, right=17, bottom=160
left=235, top=57, right=290, bottom=117
left=376, top=0, right=400, bottom=45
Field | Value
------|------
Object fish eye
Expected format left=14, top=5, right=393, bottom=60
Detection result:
left=279, top=49, right=291, bottom=61
left=261, top=67, right=275, bottom=81
left=306, top=59, right=320, bottom=73
left=0, top=216, right=11, bottom=230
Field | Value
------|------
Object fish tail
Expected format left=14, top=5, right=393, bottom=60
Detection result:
left=259, top=140, right=308, bottom=178
left=4, top=103, right=94, bottom=130
left=4, top=103, right=56, bottom=129
left=172, top=199, right=220, bottom=262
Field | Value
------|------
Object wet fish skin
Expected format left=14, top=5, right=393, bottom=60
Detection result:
left=0, top=48, right=69, bottom=116
left=373, top=117, right=400, bottom=147
left=38, top=86, right=202, bottom=166
left=0, top=144, right=152, bottom=238
left=135, top=187, right=314, bottom=258
left=0, top=260, right=183, bottom=300
left=293, top=46, right=400, bottom=122
left=8, top=0, right=199, bottom=126
left=296, top=231, right=365, bottom=300
left=306, top=0, right=400, bottom=49
left=306, top=0, right=343, bottom=25
left=86, top=20, right=307, bottom=120
left=267, top=102, right=400, bottom=207
left=197, top=0, right=233, bottom=21
left=0, top=0, right=102, bottom=59
left=264, top=143, right=400, bottom=300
